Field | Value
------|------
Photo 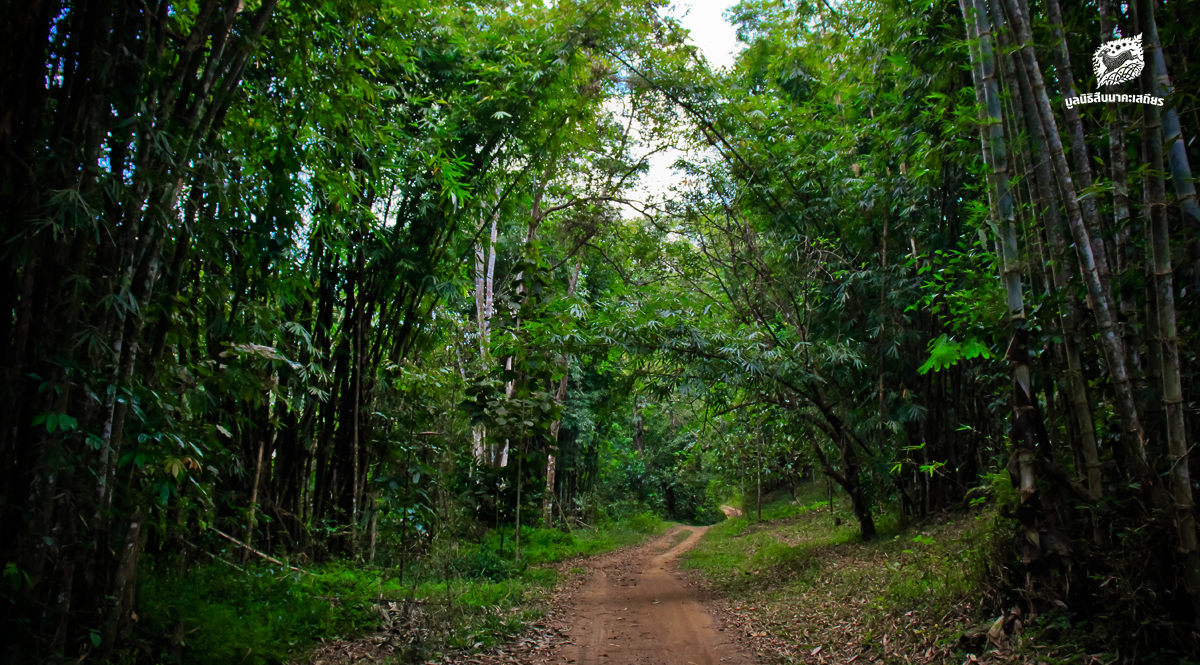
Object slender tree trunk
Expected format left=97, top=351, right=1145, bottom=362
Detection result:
left=1003, top=1, right=1102, bottom=501
left=756, top=432, right=763, bottom=522
left=1096, top=1, right=1148, bottom=437
left=95, top=227, right=167, bottom=512
left=474, top=209, right=500, bottom=461
left=971, top=0, right=1037, bottom=514
left=1141, top=15, right=1200, bottom=615
left=244, top=439, right=265, bottom=562
left=1044, top=0, right=1118, bottom=313
left=1001, top=0, right=1158, bottom=497
left=1142, top=0, right=1200, bottom=285
left=515, top=445, right=522, bottom=560
left=101, top=508, right=143, bottom=657
left=633, top=397, right=644, bottom=455
left=827, top=475, right=833, bottom=517
left=367, top=509, right=379, bottom=564
left=48, top=499, right=79, bottom=658
left=960, top=0, right=994, bottom=197
left=351, top=270, right=363, bottom=555
left=543, top=261, right=581, bottom=526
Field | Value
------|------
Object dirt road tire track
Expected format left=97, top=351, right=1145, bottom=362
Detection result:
left=556, top=525, right=751, bottom=665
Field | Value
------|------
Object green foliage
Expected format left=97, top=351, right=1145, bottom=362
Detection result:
left=138, top=562, right=379, bottom=665
left=137, top=512, right=668, bottom=664
left=6, top=0, right=1200, bottom=658
left=461, top=514, right=669, bottom=575
left=450, top=546, right=524, bottom=581
left=682, top=482, right=1011, bottom=662
left=883, top=529, right=975, bottom=612
left=917, top=334, right=996, bottom=375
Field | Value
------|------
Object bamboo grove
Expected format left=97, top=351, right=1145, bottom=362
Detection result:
left=584, top=0, right=1200, bottom=650
left=3, top=0, right=1200, bottom=661
left=0, top=0, right=683, bottom=658
left=952, top=0, right=1200, bottom=634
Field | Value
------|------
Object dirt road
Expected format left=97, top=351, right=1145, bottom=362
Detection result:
left=555, top=526, right=750, bottom=665
left=315, top=524, right=752, bottom=665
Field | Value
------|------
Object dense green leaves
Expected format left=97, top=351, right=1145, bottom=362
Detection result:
left=5, top=0, right=1200, bottom=659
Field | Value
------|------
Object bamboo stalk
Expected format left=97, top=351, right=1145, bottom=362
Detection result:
left=243, top=439, right=265, bottom=562
left=1001, top=0, right=1160, bottom=501
left=1141, top=0, right=1200, bottom=287
left=211, top=527, right=309, bottom=574
left=970, top=0, right=1036, bottom=511
left=1044, top=0, right=1118, bottom=306
left=102, top=508, right=144, bottom=656
left=1139, top=0, right=1200, bottom=614
left=1002, top=1, right=1102, bottom=501
left=1097, top=0, right=1147, bottom=436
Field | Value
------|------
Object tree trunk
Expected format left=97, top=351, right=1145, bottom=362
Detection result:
left=1142, top=0, right=1200, bottom=285
left=101, top=508, right=143, bottom=657
left=543, top=260, right=581, bottom=526
left=970, top=0, right=1037, bottom=513
left=1044, top=0, right=1118, bottom=311
left=1002, top=0, right=1103, bottom=501
left=810, top=435, right=874, bottom=539
left=474, top=208, right=500, bottom=462
left=351, top=265, right=364, bottom=555
left=368, top=508, right=379, bottom=564
left=1140, top=8, right=1200, bottom=615
left=244, top=439, right=265, bottom=562
left=756, top=432, right=763, bottom=522
left=515, top=445, right=522, bottom=560
left=1098, top=0, right=1146, bottom=444
left=1001, top=0, right=1160, bottom=500
left=633, top=397, right=644, bottom=455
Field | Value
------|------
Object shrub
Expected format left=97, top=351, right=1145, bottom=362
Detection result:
left=450, top=547, right=522, bottom=581
left=137, top=561, right=377, bottom=665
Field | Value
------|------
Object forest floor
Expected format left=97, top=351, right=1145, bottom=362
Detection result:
left=420, top=524, right=754, bottom=665
left=678, top=490, right=1100, bottom=665
left=554, top=524, right=751, bottom=665
left=307, top=493, right=1099, bottom=665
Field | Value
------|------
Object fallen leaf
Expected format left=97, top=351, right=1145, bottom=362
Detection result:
left=986, top=615, right=1006, bottom=649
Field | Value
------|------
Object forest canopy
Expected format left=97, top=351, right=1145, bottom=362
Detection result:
left=1, top=0, right=1199, bottom=661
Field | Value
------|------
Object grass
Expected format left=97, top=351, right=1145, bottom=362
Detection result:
left=693, top=480, right=1200, bottom=665
left=680, top=484, right=1011, bottom=665
left=136, top=513, right=670, bottom=665
left=508, top=511, right=669, bottom=565
left=137, top=559, right=381, bottom=665
left=658, top=527, right=694, bottom=552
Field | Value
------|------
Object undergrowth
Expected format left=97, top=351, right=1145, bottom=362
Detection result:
left=679, top=482, right=1039, bottom=665
left=138, top=560, right=380, bottom=664
left=136, top=512, right=668, bottom=664
left=682, top=478, right=1197, bottom=663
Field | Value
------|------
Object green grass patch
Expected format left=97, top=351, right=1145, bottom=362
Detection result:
left=137, top=560, right=380, bottom=665
left=658, top=527, right=693, bottom=551
left=509, top=512, right=668, bottom=566
left=137, top=513, right=670, bottom=664
left=680, top=482, right=996, bottom=665
left=685, top=499, right=976, bottom=612
left=737, top=484, right=843, bottom=522
left=681, top=501, right=860, bottom=594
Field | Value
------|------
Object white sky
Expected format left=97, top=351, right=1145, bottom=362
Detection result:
left=622, top=0, right=742, bottom=213
left=669, top=0, right=742, bottom=70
